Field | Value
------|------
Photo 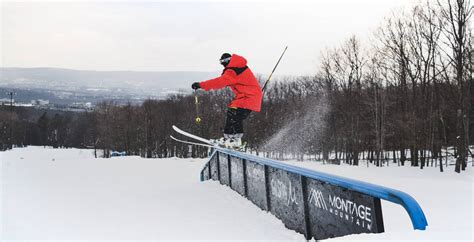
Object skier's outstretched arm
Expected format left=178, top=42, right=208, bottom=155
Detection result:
left=200, top=70, right=238, bottom=91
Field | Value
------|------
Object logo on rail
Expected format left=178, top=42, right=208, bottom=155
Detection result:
left=308, top=188, right=373, bottom=230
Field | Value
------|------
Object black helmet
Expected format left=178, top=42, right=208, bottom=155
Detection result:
left=219, top=53, right=231, bottom=67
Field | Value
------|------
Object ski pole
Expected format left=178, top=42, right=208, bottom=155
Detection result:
left=261, top=46, right=288, bottom=93
left=194, top=90, right=201, bottom=124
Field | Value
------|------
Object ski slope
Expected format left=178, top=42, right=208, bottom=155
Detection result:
left=1, top=147, right=302, bottom=240
left=1, top=146, right=473, bottom=241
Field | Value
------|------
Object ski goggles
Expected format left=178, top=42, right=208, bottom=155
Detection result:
left=219, top=57, right=231, bottom=64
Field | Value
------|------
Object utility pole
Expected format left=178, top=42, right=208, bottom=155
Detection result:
left=6, top=91, right=16, bottom=149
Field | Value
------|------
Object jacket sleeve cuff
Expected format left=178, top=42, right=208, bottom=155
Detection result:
left=199, top=81, right=210, bottom=91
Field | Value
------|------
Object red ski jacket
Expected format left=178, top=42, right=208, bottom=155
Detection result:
left=200, top=54, right=263, bottom=112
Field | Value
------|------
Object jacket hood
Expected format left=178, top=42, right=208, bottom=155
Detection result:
left=227, top=54, right=247, bottom=68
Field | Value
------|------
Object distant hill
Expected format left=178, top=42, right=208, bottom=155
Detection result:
left=0, top=67, right=217, bottom=96
left=0, top=67, right=218, bottom=104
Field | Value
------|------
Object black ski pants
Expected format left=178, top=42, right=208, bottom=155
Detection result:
left=224, top=108, right=252, bottom=135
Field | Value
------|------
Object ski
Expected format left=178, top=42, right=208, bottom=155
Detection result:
left=171, top=125, right=247, bottom=152
left=170, top=135, right=215, bottom=148
left=172, top=125, right=214, bottom=145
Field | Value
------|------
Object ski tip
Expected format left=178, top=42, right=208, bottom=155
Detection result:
left=170, top=135, right=183, bottom=143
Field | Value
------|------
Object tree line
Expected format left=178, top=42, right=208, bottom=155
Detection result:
left=1, top=0, right=472, bottom=173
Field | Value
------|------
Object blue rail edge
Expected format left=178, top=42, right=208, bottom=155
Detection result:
left=200, top=148, right=428, bottom=230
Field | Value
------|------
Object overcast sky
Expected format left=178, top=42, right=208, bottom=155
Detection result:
left=1, top=0, right=417, bottom=76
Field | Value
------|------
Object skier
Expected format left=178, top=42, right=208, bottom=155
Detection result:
left=192, top=53, right=263, bottom=148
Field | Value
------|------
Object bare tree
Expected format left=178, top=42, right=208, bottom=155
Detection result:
left=437, top=0, right=473, bottom=172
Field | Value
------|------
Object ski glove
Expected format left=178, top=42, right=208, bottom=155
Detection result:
left=192, top=82, right=201, bottom=90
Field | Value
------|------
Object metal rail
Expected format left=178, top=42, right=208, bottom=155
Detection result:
left=201, top=148, right=428, bottom=231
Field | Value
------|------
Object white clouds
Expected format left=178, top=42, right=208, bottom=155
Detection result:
left=2, top=0, right=415, bottom=75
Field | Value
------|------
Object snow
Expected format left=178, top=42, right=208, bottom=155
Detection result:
left=1, top=146, right=473, bottom=241
left=1, top=147, right=302, bottom=240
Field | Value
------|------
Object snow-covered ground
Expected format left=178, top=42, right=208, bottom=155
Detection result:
left=1, top=147, right=301, bottom=240
left=1, top=146, right=473, bottom=241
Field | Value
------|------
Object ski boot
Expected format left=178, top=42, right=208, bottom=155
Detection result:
left=210, top=134, right=233, bottom=147
left=228, top=138, right=247, bottom=151
left=224, top=133, right=246, bottom=151
left=210, top=134, right=246, bottom=151
left=209, top=137, right=227, bottom=146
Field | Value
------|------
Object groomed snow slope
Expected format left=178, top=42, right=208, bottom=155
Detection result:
left=1, top=147, right=302, bottom=240
left=1, top=146, right=473, bottom=241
